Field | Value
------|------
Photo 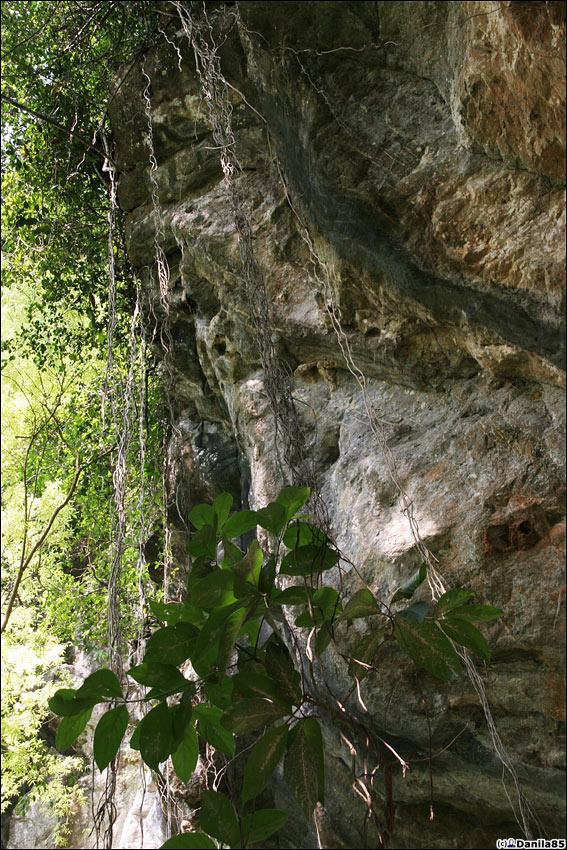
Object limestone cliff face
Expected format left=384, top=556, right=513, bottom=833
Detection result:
left=111, top=2, right=565, bottom=846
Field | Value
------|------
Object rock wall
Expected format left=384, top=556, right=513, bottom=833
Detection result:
left=110, top=2, right=565, bottom=847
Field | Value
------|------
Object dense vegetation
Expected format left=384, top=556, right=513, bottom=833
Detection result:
left=1, top=0, right=166, bottom=828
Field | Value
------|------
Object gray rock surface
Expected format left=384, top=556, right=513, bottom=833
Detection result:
left=109, top=2, right=565, bottom=847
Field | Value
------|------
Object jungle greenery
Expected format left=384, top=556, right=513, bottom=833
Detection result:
left=1, top=0, right=166, bottom=829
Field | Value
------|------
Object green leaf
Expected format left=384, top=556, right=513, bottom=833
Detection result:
left=284, top=719, right=319, bottom=819
left=139, top=703, right=174, bottom=770
left=313, top=586, right=341, bottom=614
left=204, top=675, right=234, bottom=709
left=128, top=662, right=188, bottom=691
left=161, top=834, right=216, bottom=849
left=222, top=539, right=244, bottom=567
left=447, top=604, right=504, bottom=622
left=230, top=540, right=262, bottom=584
left=172, top=724, right=199, bottom=784
left=49, top=689, right=99, bottom=717
left=258, top=555, right=277, bottom=594
left=435, top=587, right=476, bottom=617
left=144, top=623, right=198, bottom=666
left=234, top=670, right=278, bottom=701
left=439, top=619, right=491, bottom=662
left=193, top=705, right=235, bottom=757
left=255, top=502, right=287, bottom=535
left=191, top=602, right=242, bottom=664
left=130, top=722, right=142, bottom=751
left=199, top=790, right=239, bottom=848
left=187, top=524, right=217, bottom=559
left=222, top=510, right=258, bottom=539
left=241, top=809, right=289, bottom=845
left=217, top=604, right=252, bottom=675
left=265, top=644, right=303, bottom=706
left=171, top=697, right=194, bottom=749
left=394, top=620, right=462, bottom=681
left=396, top=601, right=431, bottom=623
left=270, top=586, right=310, bottom=606
left=93, top=705, right=129, bottom=772
left=213, top=493, right=233, bottom=533
left=55, top=708, right=92, bottom=752
left=279, top=544, right=339, bottom=576
left=282, top=520, right=326, bottom=550
left=76, top=669, right=122, bottom=699
left=188, top=503, right=216, bottom=531
left=391, top=563, right=427, bottom=603
left=338, top=588, right=381, bottom=621
left=242, top=724, right=289, bottom=804
left=221, top=698, right=289, bottom=734
left=348, top=630, right=386, bottom=682
left=191, top=570, right=235, bottom=608
left=276, top=486, right=311, bottom=521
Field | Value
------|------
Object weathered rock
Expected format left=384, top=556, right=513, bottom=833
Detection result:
left=110, top=2, right=565, bottom=847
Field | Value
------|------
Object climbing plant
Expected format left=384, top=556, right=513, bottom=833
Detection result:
left=50, top=486, right=503, bottom=848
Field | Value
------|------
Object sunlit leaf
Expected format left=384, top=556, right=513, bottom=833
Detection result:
left=55, top=707, right=92, bottom=752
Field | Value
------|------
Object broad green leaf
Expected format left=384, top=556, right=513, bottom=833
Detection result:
left=439, top=619, right=491, bottom=662
left=49, top=689, right=99, bottom=717
left=94, top=705, right=129, bottom=771
left=199, top=790, right=239, bottom=848
left=204, top=675, right=234, bottom=709
left=193, top=704, right=235, bottom=757
left=295, top=609, right=325, bottom=628
left=338, top=588, right=381, bottom=621
left=241, top=809, right=289, bottom=845
left=188, top=503, right=216, bottom=531
left=191, top=570, right=235, bottom=608
left=435, top=587, right=476, bottom=617
left=139, top=703, right=174, bottom=770
left=447, top=604, right=504, bottom=622
left=231, top=540, right=262, bottom=584
left=222, top=539, right=244, bottom=567
left=390, top=563, right=427, bottom=603
left=130, top=721, right=142, bottom=751
left=222, top=510, right=258, bottom=539
left=170, top=695, right=194, bottom=750
left=242, top=724, right=289, bottom=804
left=255, top=502, right=287, bottom=535
left=270, top=586, right=309, bottom=606
left=171, top=723, right=199, bottom=783
left=282, top=520, right=326, bottom=550
left=144, top=623, right=198, bottom=666
left=394, top=620, right=462, bottom=681
left=265, top=644, right=302, bottom=706
left=191, top=601, right=243, bottom=666
left=258, top=555, right=276, bottom=594
left=284, top=719, right=319, bottom=819
left=55, top=708, right=92, bottom=752
left=280, top=544, right=339, bottom=576
left=213, top=493, right=233, bottom=533
left=187, top=524, right=217, bottom=559
left=128, top=662, right=188, bottom=691
left=396, top=601, right=430, bottom=623
left=161, top=834, right=216, bottom=849
left=148, top=600, right=204, bottom=627
left=217, top=603, right=252, bottom=675
left=76, top=669, right=122, bottom=699
left=276, top=485, right=311, bottom=521
left=348, top=630, right=386, bottom=682
left=234, top=670, right=277, bottom=701
left=221, top=698, right=289, bottom=734
left=313, top=586, right=341, bottom=614
left=303, top=718, right=325, bottom=804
